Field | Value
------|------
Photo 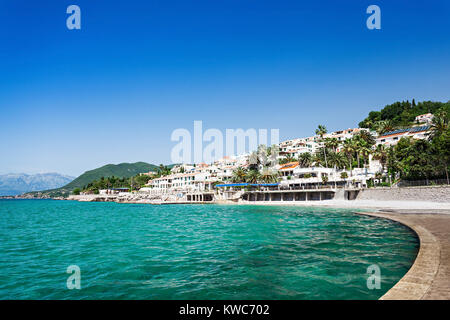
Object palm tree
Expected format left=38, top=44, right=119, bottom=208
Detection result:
left=279, top=155, right=296, bottom=165
left=386, top=147, right=398, bottom=185
left=428, top=110, right=448, bottom=140
left=231, top=167, right=247, bottom=183
left=373, top=144, right=388, bottom=172
left=356, top=130, right=376, bottom=147
left=341, top=139, right=356, bottom=176
left=315, top=124, right=328, bottom=168
left=359, top=145, right=372, bottom=168
left=130, top=177, right=138, bottom=191
left=328, top=151, right=348, bottom=170
left=246, top=170, right=261, bottom=184
left=375, top=120, right=394, bottom=135
left=298, top=152, right=312, bottom=168
left=324, top=137, right=339, bottom=152
left=158, top=164, right=171, bottom=176
left=353, top=136, right=367, bottom=168
left=312, top=152, right=323, bottom=167
left=248, top=151, right=259, bottom=170
left=260, top=167, right=279, bottom=183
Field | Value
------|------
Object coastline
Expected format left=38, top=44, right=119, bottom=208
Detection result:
left=234, top=200, right=450, bottom=211
left=63, top=185, right=450, bottom=210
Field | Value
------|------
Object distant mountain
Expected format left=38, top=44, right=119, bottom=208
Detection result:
left=0, top=173, right=75, bottom=196
left=26, top=162, right=159, bottom=198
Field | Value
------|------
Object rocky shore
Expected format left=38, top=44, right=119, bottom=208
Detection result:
left=0, top=193, right=52, bottom=200
left=66, top=193, right=189, bottom=204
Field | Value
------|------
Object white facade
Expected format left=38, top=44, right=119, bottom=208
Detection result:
left=415, top=113, right=434, bottom=124
left=376, top=126, right=430, bottom=147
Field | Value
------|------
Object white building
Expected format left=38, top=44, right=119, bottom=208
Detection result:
left=277, top=161, right=374, bottom=188
left=278, top=139, right=318, bottom=159
left=376, top=125, right=431, bottom=147
left=415, top=113, right=434, bottom=124
left=324, top=128, right=370, bottom=142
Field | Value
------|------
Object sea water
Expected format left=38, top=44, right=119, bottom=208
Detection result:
left=0, top=200, right=418, bottom=299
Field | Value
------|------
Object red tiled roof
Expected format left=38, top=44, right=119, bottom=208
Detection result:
left=279, top=162, right=299, bottom=170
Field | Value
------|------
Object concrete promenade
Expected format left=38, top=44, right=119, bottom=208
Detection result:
left=359, top=210, right=450, bottom=300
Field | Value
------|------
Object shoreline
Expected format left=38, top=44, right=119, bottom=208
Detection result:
left=65, top=190, right=450, bottom=211
left=6, top=196, right=450, bottom=212
left=233, top=200, right=450, bottom=211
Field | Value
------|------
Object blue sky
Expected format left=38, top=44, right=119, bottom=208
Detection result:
left=1, top=0, right=449, bottom=176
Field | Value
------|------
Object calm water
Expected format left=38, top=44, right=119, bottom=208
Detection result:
left=0, top=200, right=418, bottom=300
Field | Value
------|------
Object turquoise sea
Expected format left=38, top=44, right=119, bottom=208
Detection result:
left=0, top=199, right=418, bottom=300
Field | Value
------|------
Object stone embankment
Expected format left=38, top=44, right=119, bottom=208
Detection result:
left=359, top=210, right=450, bottom=300
left=356, top=185, right=450, bottom=203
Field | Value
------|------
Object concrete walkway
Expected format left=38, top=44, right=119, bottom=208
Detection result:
left=359, top=210, right=450, bottom=300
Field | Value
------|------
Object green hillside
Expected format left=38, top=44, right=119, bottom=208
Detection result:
left=26, top=162, right=159, bottom=198
left=65, top=162, right=159, bottom=190
left=359, top=100, right=450, bottom=132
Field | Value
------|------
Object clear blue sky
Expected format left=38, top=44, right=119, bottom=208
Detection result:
left=1, top=0, right=449, bottom=176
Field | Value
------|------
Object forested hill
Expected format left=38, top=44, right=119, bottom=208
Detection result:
left=359, top=100, right=450, bottom=132
left=63, top=162, right=159, bottom=190
left=26, top=162, right=159, bottom=198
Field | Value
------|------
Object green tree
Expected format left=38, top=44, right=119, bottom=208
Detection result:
left=359, top=145, right=372, bottom=168
left=246, top=170, right=261, bottom=184
left=260, top=167, right=279, bottom=183
left=341, top=139, right=356, bottom=175
left=428, top=110, right=449, bottom=140
left=279, top=155, right=296, bottom=165
left=328, top=151, right=348, bottom=170
left=315, top=124, right=328, bottom=168
left=231, top=167, right=247, bottom=183
left=355, top=130, right=376, bottom=147
left=298, top=152, right=312, bottom=168
left=394, top=138, right=435, bottom=182
left=431, top=127, right=450, bottom=184
left=359, top=100, right=450, bottom=130
left=373, top=144, right=388, bottom=173
left=324, top=137, right=339, bottom=152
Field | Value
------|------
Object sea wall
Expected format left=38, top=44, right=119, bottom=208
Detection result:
left=356, top=186, right=450, bottom=203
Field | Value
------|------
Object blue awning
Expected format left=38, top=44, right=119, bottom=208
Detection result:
left=216, top=183, right=279, bottom=187
left=216, top=183, right=248, bottom=187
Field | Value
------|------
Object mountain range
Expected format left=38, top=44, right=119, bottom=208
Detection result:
left=0, top=173, right=75, bottom=196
